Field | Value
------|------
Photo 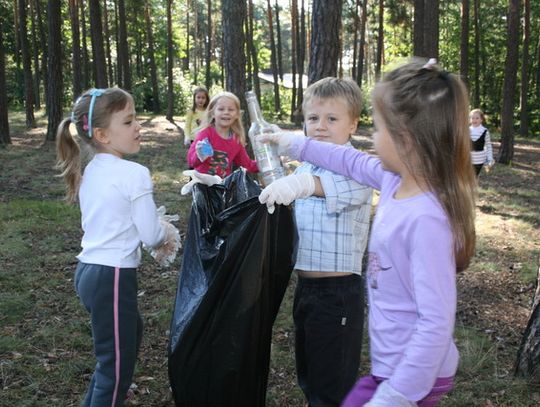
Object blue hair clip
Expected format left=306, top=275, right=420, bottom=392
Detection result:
left=87, top=88, right=106, bottom=138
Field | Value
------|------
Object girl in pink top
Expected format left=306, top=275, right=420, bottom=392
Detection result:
left=187, top=91, right=258, bottom=178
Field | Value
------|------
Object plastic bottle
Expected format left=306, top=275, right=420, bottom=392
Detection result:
left=245, top=90, right=286, bottom=186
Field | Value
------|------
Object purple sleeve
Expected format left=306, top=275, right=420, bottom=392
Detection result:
left=298, top=138, right=385, bottom=191
left=389, top=215, right=457, bottom=400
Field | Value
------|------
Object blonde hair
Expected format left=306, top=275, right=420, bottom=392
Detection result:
left=302, top=77, right=363, bottom=120
left=469, top=108, right=485, bottom=122
left=201, top=91, right=246, bottom=144
left=56, top=87, right=134, bottom=202
left=372, top=58, right=476, bottom=271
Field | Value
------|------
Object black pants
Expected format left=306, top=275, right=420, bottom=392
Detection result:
left=294, top=273, right=365, bottom=407
left=474, top=163, right=483, bottom=176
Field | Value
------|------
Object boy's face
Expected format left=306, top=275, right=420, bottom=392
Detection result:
left=303, top=97, right=357, bottom=145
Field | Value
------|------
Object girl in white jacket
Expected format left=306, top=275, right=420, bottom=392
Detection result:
left=469, top=108, right=494, bottom=176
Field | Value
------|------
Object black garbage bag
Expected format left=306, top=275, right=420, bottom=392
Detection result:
left=168, top=169, right=296, bottom=407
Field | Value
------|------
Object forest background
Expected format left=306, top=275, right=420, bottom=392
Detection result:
left=1, top=0, right=540, bottom=406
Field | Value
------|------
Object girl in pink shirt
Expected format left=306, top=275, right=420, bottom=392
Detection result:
left=187, top=91, right=258, bottom=178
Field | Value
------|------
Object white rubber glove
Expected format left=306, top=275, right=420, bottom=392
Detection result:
left=259, top=131, right=305, bottom=157
left=181, top=169, right=222, bottom=195
left=364, top=381, right=417, bottom=407
left=150, top=221, right=181, bottom=267
left=143, top=206, right=181, bottom=267
left=258, top=172, right=315, bottom=214
left=195, top=138, right=214, bottom=162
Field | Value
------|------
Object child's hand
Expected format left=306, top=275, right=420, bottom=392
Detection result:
left=259, top=132, right=305, bottom=157
left=258, top=173, right=315, bottom=214
left=195, top=138, right=214, bottom=162
left=184, top=135, right=192, bottom=146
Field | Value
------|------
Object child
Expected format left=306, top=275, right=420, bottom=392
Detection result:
left=469, top=108, right=494, bottom=176
left=260, top=59, right=477, bottom=406
left=56, top=88, right=180, bottom=406
left=184, top=86, right=209, bottom=146
left=187, top=91, right=258, bottom=177
left=259, top=77, right=373, bottom=407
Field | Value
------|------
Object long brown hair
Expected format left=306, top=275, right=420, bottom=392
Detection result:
left=200, top=91, right=246, bottom=144
left=191, top=86, right=210, bottom=112
left=372, top=58, right=477, bottom=271
left=56, top=88, right=134, bottom=202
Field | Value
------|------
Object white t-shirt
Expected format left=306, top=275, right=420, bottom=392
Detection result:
left=77, top=153, right=165, bottom=268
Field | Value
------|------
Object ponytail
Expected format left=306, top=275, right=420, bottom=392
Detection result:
left=56, top=117, right=82, bottom=203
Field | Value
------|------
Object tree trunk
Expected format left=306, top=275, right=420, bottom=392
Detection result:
left=144, top=0, right=160, bottom=113
left=472, top=0, right=480, bottom=107
left=291, top=0, right=298, bottom=121
left=423, top=0, right=439, bottom=59
left=247, top=0, right=261, bottom=99
left=460, top=0, right=469, bottom=86
left=356, top=0, right=368, bottom=86
left=515, top=263, right=540, bottom=382
left=375, top=0, right=384, bottom=79
left=103, top=0, right=114, bottom=86
left=46, top=0, right=63, bottom=142
left=275, top=0, right=283, bottom=82
left=183, top=0, right=190, bottom=72
left=297, top=0, right=306, bottom=107
left=205, top=0, right=212, bottom=90
left=166, top=0, right=174, bottom=122
left=498, top=0, right=520, bottom=164
left=80, top=0, right=90, bottom=88
left=221, top=0, right=247, bottom=100
left=536, top=29, right=540, bottom=99
left=308, top=0, right=342, bottom=84
left=29, top=0, right=40, bottom=109
left=0, top=27, right=11, bottom=145
left=89, top=0, right=108, bottom=88
left=35, top=0, right=48, bottom=111
left=519, top=0, right=530, bottom=138
left=351, top=0, right=360, bottom=80
left=266, top=0, right=281, bottom=113
left=117, top=0, right=131, bottom=90
left=19, top=0, right=36, bottom=127
left=413, top=0, right=425, bottom=56
left=69, top=0, right=82, bottom=100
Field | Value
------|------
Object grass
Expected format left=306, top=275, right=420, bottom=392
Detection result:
left=1, top=116, right=540, bottom=406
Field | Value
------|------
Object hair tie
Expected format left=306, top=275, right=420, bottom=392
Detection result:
left=87, top=88, right=106, bottom=138
left=422, top=58, right=437, bottom=70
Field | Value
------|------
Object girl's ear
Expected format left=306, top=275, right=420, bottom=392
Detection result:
left=93, top=128, right=110, bottom=145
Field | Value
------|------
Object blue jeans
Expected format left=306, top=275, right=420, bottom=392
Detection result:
left=75, top=262, right=143, bottom=407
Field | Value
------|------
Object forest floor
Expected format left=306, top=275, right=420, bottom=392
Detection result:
left=1, top=115, right=539, bottom=406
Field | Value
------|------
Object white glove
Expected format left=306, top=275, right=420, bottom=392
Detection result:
left=150, top=221, right=181, bottom=267
left=181, top=169, right=222, bottom=195
left=156, top=205, right=179, bottom=222
left=184, top=135, right=192, bottom=146
left=258, top=172, right=315, bottom=214
left=364, top=381, right=417, bottom=407
left=144, top=206, right=181, bottom=267
left=259, top=131, right=305, bottom=157
left=195, top=138, right=214, bottom=162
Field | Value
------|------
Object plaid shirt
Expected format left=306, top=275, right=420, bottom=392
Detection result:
left=293, top=153, right=372, bottom=274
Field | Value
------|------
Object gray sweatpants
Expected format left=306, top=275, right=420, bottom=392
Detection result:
left=75, top=262, right=143, bottom=407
